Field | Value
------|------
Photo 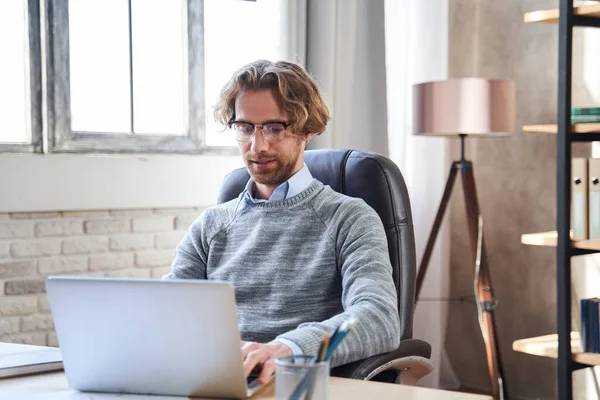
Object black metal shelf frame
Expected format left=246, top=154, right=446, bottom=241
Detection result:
left=556, top=3, right=574, bottom=398
left=571, top=133, right=600, bottom=142
left=557, top=1, right=600, bottom=399
left=574, top=15, right=600, bottom=28
left=570, top=248, right=600, bottom=256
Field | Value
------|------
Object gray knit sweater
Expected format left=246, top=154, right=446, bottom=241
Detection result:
left=164, top=180, right=400, bottom=367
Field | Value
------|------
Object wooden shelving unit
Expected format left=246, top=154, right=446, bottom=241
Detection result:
left=513, top=332, right=600, bottom=366
left=524, top=4, right=600, bottom=24
left=521, top=231, right=600, bottom=251
left=523, top=123, right=600, bottom=134
left=520, top=2, right=600, bottom=399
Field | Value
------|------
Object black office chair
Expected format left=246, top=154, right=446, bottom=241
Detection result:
left=217, top=149, right=432, bottom=384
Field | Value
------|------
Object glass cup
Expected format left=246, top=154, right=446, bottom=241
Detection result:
left=275, top=355, right=329, bottom=400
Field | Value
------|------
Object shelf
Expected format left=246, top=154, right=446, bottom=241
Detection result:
left=521, top=231, right=600, bottom=251
left=524, top=4, right=600, bottom=24
left=523, top=123, right=600, bottom=134
left=513, top=332, right=600, bottom=366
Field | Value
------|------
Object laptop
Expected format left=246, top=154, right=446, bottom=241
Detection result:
left=46, top=276, right=269, bottom=399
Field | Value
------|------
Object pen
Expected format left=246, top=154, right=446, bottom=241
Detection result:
left=324, top=317, right=357, bottom=361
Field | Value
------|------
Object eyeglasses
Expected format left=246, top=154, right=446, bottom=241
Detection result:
left=229, top=121, right=292, bottom=143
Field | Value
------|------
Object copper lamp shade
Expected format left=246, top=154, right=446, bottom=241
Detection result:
left=412, top=78, right=516, bottom=137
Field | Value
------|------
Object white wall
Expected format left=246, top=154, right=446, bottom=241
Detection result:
left=0, top=155, right=243, bottom=212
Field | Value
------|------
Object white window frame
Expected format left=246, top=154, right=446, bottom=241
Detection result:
left=44, top=0, right=234, bottom=155
left=1, top=0, right=44, bottom=153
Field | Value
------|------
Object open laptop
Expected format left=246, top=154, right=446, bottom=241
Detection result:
left=46, top=276, right=269, bottom=399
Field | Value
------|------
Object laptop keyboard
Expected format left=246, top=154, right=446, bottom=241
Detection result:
left=247, top=375, right=260, bottom=390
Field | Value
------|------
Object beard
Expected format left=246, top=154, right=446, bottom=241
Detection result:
left=244, top=151, right=300, bottom=186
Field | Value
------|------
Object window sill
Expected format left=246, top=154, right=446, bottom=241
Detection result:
left=0, top=153, right=244, bottom=212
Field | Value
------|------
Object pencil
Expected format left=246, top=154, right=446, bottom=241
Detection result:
left=317, top=335, right=330, bottom=362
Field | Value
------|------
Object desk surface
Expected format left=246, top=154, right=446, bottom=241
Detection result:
left=0, top=371, right=492, bottom=400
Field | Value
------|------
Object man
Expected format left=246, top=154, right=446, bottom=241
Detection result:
left=165, top=60, right=400, bottom=384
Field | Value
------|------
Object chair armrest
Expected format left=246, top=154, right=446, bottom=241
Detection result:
left=330, top=339, right=431, bottom=380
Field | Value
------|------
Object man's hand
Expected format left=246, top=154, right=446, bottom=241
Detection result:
left=241, top=340, right=292, bottom=384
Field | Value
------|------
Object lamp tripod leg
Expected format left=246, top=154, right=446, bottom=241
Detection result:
left=461, top=162, right=507, bottom=400
left=416, top=161, right=460, bottom=300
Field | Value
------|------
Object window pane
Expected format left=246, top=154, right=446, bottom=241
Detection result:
left=69, top=0, right=131, bottom=133
left=0, top=1, right=28, bottom=143
left=131, top=0, right=185, bottom=135
left=204, top=0, right=285, bottom=146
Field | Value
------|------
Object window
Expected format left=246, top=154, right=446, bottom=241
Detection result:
left=47, top=0, right=289, bottom=154
left=0, top=0, right=43, bottom=153
left=1, top=0, right=288, bottom=154
left=47, top=0, right=205, bottom=153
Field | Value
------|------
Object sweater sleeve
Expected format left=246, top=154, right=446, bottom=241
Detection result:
left=276, top=200, right=401, bottom=367
left=162, top=214, right=209, bottom=280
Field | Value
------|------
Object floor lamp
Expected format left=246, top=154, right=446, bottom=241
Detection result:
left=412, top=78, right=515, bottom=400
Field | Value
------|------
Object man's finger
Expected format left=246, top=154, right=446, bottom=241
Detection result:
left=243, top=349, right=270, bottom=377
left=258, top=359, right=275, bottom=384
left=241, top=342, right=259, bottom=360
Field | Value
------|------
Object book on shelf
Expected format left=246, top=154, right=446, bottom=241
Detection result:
left=566, top=157, right=600, bottom=241
left=571, top=116, right=600, bottom=124
left=573, top=158, right=588, bottom=240
left=571, top=107, right=600, bottom=124
left=590, top=158, right=600, bottom=239
left=572, top=107, right=600, bottom=116
left=0, top=342, right=63, bottom=379
left=581, top=298, right=600, bottom=353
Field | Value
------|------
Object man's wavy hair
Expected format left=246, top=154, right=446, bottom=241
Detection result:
left=213, top=60, right=330, bottom=136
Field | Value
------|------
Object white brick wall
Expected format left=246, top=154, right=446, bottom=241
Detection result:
left=38, top=295, right=51, bottom=313
left=11, top=239, right=62, bottom=258
left=38, top=256, right=88, bottom=275
left=0, top=260, right=37, bottom=278
left=0, top=206, right=206, bottom=345
left=84, top=219, right=130, bottom=235
left=0, top=332, right=46, bottom=346
left=0, top=317, right=20, bottom=335
left=21, top=314, right=54, bottom=332
left=0, top=241, right=9, bottom=258
left=0, top=296, right=37, bottom=316
left=62, top=237, right=109, bottom=254
left=155, top=232, right=186, bottom=249
left=109, top=234, right=154, bottom=251
left=151, top=266, right=172, bottom=279
left=175, top=214, right=199, bottom=230
left=89, top=253, right=134, bottom=271
left=0, top=221, right=35, bottom=239
left=135, top=249, right=176, bottom=267
left=35, top=220, right=84, bottom=237
left=47, top=331, right=58, bottom=347
left=132, top=217, right=174, bottom=233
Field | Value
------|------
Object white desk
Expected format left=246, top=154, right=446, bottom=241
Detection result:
left=0, top=371, right=492, bottom=400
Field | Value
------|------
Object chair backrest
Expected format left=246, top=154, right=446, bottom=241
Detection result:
left=217, top=149, right=417, bottom=340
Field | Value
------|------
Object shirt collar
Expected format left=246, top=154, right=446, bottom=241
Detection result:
left=242, top=164, right=313, bottom=204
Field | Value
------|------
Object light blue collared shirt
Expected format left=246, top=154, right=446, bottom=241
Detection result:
left=239, top=164, right=313, bottom=355
left=240, top=164, right=314, bottom=206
